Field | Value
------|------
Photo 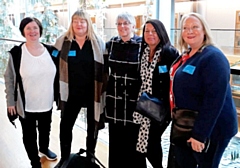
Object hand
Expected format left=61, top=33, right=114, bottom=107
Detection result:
left=7, top=106, right=17, bottom=116
left=187, top=137, right=205, bottom=153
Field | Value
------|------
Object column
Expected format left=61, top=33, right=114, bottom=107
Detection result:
left=157, top=0, right=175, bottom=44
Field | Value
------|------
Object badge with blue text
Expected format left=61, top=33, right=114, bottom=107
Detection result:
left=158, top=65, right=168, bottom=73
left=52, top=50, right=59, bottom=57
left=183, top=65, right=196, bottom=75
left=68, top=50, right=76, bottom=57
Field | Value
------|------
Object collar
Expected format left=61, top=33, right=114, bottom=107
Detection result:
left=115, top=34, right=137, bottom=43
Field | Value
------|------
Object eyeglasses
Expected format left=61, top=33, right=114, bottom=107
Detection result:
left=144, top=30, right=157, bottom=34
left=182, top=26, right=201, bottom=32
left=116, top=22, right=130, bottom=26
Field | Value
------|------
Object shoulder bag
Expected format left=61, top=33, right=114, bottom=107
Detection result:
left=170, top=108, right=198, bottom=147
left=61, top=148, right=106, bottom=168
left=135, top=92, right=168, bottom=125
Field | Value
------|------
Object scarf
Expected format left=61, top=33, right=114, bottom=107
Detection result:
left=133, top=46, right=161, bottom=153
left=54, top=34, right=107, bottom=123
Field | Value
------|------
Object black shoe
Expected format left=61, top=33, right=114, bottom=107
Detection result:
left=39, top=149, right=57, bottom=161
left=54, top=158, right=65, bottom=168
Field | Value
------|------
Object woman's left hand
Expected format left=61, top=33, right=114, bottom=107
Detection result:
left=187, top=137, right=205, bottom=153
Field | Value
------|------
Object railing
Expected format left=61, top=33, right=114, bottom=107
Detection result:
left=170, top=28, right=240, bottom=55
left=0, top=38, right=22, bottom=79
left=0, top=38, right=24, bottom=43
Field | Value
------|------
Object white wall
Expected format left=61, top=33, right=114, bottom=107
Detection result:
left=104, top=6, right=146, bottom=29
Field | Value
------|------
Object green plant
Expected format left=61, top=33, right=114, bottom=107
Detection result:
left=0, top=0, right=14, bottom=78
left=32, top=0, right=60, bottom=44
left=0, top=0, right=13, bottom=40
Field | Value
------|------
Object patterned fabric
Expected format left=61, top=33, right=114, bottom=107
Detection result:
left=105, top=35, right=142, bottom=125
left=133, top=46, right=162, bottom=153
left=54, top=35, right=106, bottom=123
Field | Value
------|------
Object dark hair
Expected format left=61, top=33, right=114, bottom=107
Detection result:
left=140, top=19, right=171, bottom=54
left=19, top=17, right=43, bottom=37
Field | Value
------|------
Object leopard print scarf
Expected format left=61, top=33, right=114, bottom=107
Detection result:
left=133, top=46, right=161, bottom=153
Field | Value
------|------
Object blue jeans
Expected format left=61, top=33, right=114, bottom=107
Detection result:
left=173, top=138, right=231, bottom=168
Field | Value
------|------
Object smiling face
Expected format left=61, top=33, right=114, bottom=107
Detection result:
left=23, top=21, right=40, bottom=42
left=144, top=23, right=160, bottom=49
left=116, top=18, right=135, bottom=40
left=72, top=17, right=88, bottom=37
left=182, top=16, right=205, bottom=50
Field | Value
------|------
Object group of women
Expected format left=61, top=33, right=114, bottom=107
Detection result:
left=4, top=9, right=238, bottom=168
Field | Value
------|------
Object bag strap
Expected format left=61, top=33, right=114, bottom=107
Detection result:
left=78, top=148, right=106, bottom=168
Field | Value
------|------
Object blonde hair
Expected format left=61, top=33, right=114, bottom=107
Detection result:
left=178, top=12, right=214, bottom=52
left=65, top=10, right=96, bottom=41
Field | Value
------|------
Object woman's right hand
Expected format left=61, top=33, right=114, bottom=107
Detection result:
left=7, top=106, right=17, bottom=115
left=187, top=137, right=205, bottom=153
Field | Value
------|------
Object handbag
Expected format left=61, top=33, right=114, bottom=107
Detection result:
left=7, top=112, right=18, bottom=128
left=135, top=92, right=167, bottom=125
left=171, top=108, right=198, bottom=146
left=61, top=148, right=106, bottom=168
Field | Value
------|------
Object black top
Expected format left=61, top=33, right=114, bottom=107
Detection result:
left=68, top=40, right=94, bottom=105
left=151, top=46, right=179, bottom=108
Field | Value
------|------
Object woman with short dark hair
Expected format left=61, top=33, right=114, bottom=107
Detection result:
left=4, top=17, right=58, bottom=168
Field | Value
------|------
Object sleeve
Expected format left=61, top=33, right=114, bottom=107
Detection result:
left=192, top=49, right=230, bottom=142
left=4, top=53, right=16, bottom=107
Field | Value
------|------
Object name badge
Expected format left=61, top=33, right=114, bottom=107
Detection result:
left=158, top=65, right=168, bottom=73
left=68, top=50, right=76, bottom=56
left=183, top=65, right=196, bottom=75
left=52, top=50, right=59, bottom=57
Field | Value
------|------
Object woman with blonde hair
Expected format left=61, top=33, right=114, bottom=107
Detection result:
left=168, top=12, right=238, bottom=168
left=54, top=10, right=107, bottom=168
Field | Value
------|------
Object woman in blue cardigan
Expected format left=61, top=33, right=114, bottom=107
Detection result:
left=169, top=12, right=238, bottom=168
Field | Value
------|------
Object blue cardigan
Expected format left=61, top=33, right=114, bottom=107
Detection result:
left=172, top=45, right=238, bottom=143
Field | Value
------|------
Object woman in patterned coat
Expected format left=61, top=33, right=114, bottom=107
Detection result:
left=105, top=11, right=146, bottom=168
left=132, top=19, right=179, bottom=168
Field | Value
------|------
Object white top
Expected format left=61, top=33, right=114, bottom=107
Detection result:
left=20, top=44, right=56, bottom=112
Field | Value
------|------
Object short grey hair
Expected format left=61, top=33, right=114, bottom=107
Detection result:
left=115, top=11, right=136, bottom=27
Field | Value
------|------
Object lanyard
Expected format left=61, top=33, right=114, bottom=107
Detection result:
left=169, top=53, right=190, bottom=112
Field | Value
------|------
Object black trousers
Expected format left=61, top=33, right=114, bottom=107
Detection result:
left=59, top=95, right=97, bottom=159
left=171, top=138, right=231, bottom=168
left=146, top=119, right=171, bottom=168
left=19, top=110, right=52, bottom=167
left=108, top=122, right=147, bottom=168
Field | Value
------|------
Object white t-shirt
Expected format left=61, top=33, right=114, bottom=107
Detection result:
left=20, top=44, right=56, bottom=112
